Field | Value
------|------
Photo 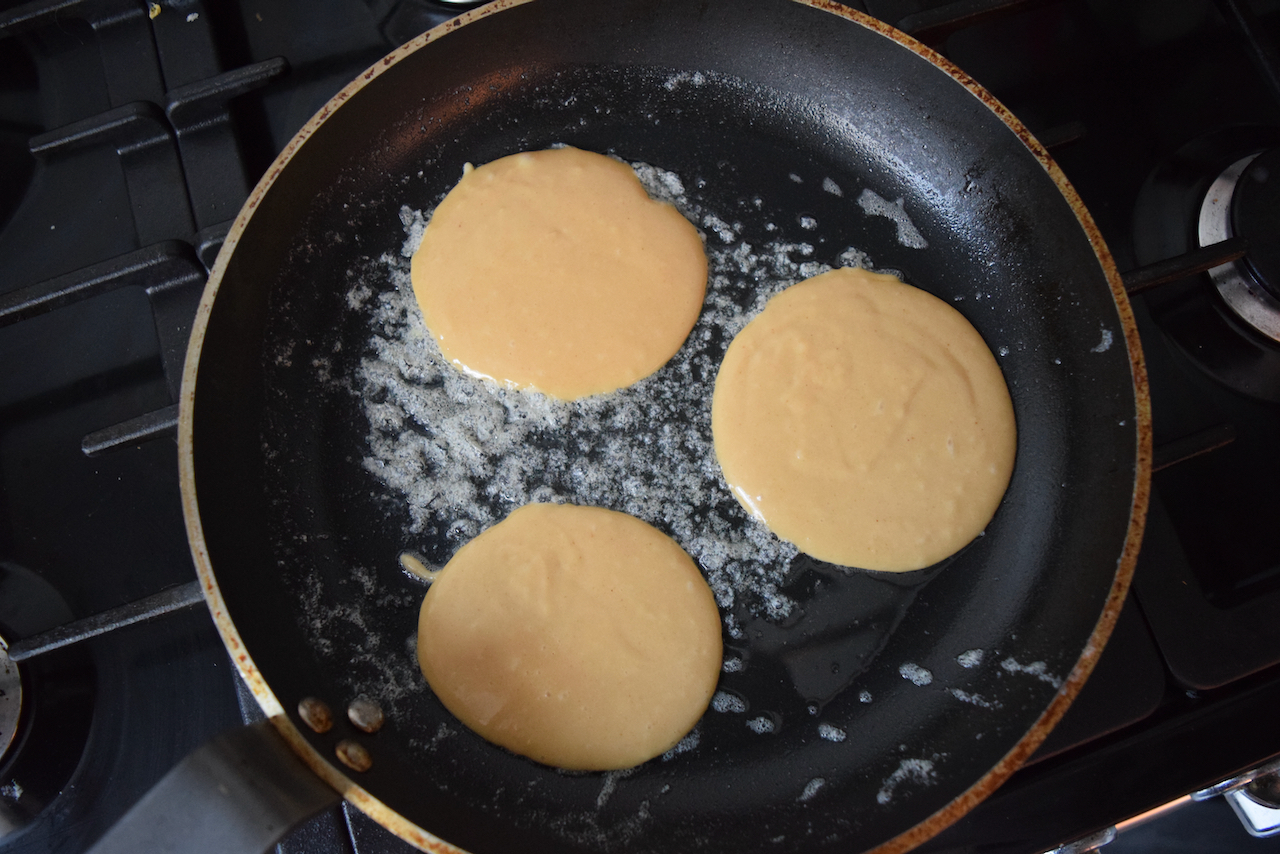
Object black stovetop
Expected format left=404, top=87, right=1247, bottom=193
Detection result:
left=1, top=1, right=1279, bottom=853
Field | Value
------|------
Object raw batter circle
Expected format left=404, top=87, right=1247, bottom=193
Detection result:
left=410, top=147, right=708, bottom=400
left=416, top=502, right=723, bottom=771
left=711, top=267, right=1017, bottom=572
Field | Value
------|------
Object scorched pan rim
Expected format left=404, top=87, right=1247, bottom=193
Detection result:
left=177, top=1, right=1151, bottom=853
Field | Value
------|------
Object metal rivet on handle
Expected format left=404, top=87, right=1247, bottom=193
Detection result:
left=347, top=697, right=385, bottom=733
left=336, top=739, right=372, bottom=772
left=297, top=696, right=333, bottom=733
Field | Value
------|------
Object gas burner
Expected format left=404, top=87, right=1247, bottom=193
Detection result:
left=0, top=563, right=95, bottom=842
left=0, top=641, right=18, bottom=767
left=1133, top=127, right=1280, bottom=402
left=1199, top=148, right=1280, bottom=343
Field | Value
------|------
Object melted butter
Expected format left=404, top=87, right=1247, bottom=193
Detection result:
left=711, top=267, right=1016, bottom=572
left=410, top=147, right=707, bottom=400
left=416, top=503, right=722, bottom=770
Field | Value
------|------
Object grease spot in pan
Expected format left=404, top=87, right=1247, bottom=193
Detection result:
left=595, top=768, right=633, bottom=808
left=702, top=212, right=738, bottom=244
left=663, top=70, right=706, bottom=91
left=798, top=777, right=825, bottom=801
left=999, top=657, right=1064, bottom=688
left=875, top=758, right=937, bottom=805
left=661, top=728, right=700, bottom=761
left=711, top=690, right=748, bottom=713
left=948, top=688, right=1000, bottom=710
left=817, top=722, right=846, bottom=742
left=856, top=188, right=928, bottom=250
left=898, top=662, right=933, bottom=686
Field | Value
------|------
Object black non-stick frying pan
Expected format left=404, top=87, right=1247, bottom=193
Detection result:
left=177, top=1, right=1151, bottom=852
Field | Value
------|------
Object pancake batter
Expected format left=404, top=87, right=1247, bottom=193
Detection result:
left=712, top=267, right=1016, bottom=572
left=416, top=503, right=723, bottom=770
left=410, top=147, right=707, bottom=399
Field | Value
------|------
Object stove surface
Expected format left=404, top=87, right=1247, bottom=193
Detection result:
left=1, top=1, right=1279, bottom=853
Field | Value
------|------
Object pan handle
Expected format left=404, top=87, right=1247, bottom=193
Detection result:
left=86, top=720, right=341, bottom=854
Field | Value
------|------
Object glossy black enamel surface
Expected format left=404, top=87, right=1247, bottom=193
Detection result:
left=187, top=1, right=1144, bottom=852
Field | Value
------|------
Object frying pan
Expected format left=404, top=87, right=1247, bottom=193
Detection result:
left=177, top=1, right=1151, bottom=852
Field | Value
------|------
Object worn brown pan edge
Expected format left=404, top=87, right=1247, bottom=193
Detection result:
left=839, top=8, right=1153, bottom=854
left=176, top=1, right=1153, bottom=852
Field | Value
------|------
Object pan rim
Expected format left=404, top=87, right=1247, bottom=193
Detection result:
left=828, top=11, right=1153, bottom=854
left=176, top=1, right=1153, bottom=852
left=177, top=3, right=533, bottom=852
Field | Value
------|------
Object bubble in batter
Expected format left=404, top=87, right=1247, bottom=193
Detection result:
left=416, top=503, right=723, bottom=770
left=711, top=267, right=1016, bottom=572
left=410, top=147, right=707, bottom=399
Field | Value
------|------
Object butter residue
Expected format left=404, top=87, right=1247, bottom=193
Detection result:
left=856, top=188, right=928, bottom=249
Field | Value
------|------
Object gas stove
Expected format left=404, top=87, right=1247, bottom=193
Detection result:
left=1, top=1, right=1279, bottom=853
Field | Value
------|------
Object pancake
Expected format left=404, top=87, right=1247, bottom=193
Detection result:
left=711, top=267, right=1016, bottom=572
left=416, top=503, right=723, bottom=770
left=410, top=147, right=707, bottom=399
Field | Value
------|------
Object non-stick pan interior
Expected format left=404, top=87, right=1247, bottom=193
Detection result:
left=189, top=1, right=1144, bottom=852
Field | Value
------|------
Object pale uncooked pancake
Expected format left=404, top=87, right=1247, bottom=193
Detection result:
left=712, top=267, right=1016, bottom=572
left=410, top=147, right=707, bottom=400
left=416, top=503, right=722, bottom=771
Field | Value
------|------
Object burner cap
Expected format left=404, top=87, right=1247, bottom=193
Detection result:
left=1233, top=147, right=1280, bottom=299
left=1135, top=127, right=1280, bottom=401
left=1198, top=151, right=1280, bottom=344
